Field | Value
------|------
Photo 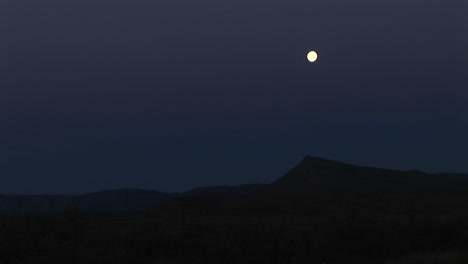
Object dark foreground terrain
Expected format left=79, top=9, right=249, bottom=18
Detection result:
left=2, top=156, right=468, bottom=264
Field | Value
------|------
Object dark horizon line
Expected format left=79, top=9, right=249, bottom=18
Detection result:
left=3, top=155, right=468, bottom=196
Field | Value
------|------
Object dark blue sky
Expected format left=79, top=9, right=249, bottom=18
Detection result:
left=2, top=0, right=468, bottom=194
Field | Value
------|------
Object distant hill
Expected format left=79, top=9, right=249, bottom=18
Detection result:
left=2, top=156, right=468, bottom=213
left=261, top=155, right=468, bottom=197
left=3, top=156, right=468, bottom=264
left=0, top=189, right=176, bottom=213
left=0, top=184, right=266, bottom=213
left=182, top=184, right=266, bottom=196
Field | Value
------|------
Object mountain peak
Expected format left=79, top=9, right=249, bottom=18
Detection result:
left=261, top=155, right=468, bottom=197
left=300, top=155, right=353, bottom=168
left=259, top=156, right=364, bottom=196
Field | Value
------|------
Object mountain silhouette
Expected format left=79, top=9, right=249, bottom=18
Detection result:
left=262, top=155, right=468, bottom=197
left=3, top=156, right=468, bottom=264
left=0, top=184, right=266, bottom=213
left=182, top=184, right=266, bottom=196
left=2, top=156, right=468, bottom=213
left=0, top=189, right=175, bottom=213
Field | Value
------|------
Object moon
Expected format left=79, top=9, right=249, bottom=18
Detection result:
left=307, top=51, right=318, bottom=62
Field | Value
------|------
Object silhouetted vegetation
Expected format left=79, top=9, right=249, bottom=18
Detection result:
left=2, top=193, right=468, bottom=264
left=3, top=157, right=468, bottom=263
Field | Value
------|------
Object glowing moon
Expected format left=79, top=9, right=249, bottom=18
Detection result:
left=307, top=51, right=318, bottom=62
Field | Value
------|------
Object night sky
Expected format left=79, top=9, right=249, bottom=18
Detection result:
left=2, top=0, right=468, bottom=194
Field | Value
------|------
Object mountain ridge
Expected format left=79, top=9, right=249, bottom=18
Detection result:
left=2, top=155, right=468, bottom=213
left=263, top=155, right=468, bottom=197
left=0, top=184, right=266, bottom=213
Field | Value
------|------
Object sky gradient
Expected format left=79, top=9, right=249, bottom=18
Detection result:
left=2, top=0, right=468, bottom=194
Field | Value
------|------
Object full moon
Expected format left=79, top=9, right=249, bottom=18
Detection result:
left=307, top=51, right=318, bottom=62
